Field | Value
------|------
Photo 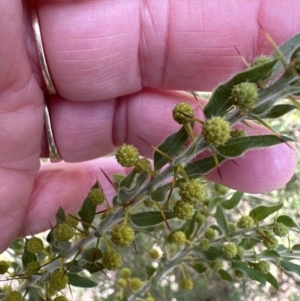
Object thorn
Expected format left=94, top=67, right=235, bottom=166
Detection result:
left=166, top=186, right=173, bottom=204
left=136, top=135, right=154, bottom=149
left=133, top=240, right=138, bottom=256
left=234, top=46, right=250, bottom=68
left=231, top=159, right=239, bottom=166
left=123, top=199, right=136, bottom=209
left=91, top=208, right=109, bottom=216
left=217, top=166, right=223, bottom=181
left=100, top=168, right=118, bottom=193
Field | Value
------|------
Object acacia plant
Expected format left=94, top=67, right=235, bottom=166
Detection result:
left=1, top=34, right=300, bottom=301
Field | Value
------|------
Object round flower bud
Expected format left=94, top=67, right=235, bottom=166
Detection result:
left=204, top=228, right=216, bottom=240
left=251, top=55, right=273, bottom=80
left=172, top=231, right=186, bottom=245
left=214, top=183, right=229, bottom=195
left=65, top=214, right=79, bottom=227
left=253, top=261, right=270, bottom=274
left=120, top=267, right=131, bottom=279
left=173, top=200, right=195, bottom=220
left=117, top=278, right=127, bottom=288
left=210, top=259, right=223, bottom=271
left=116, top=144, right=139, bottom=167
left=26, top=261, right=40, bottom=274
left=231, top=82, right=259, bottom=110
left=237, top=246, right=245, bottom=258
left=49, top=270, right=68, bottom=293
left=263, top=233, right=278, bottom=250
left=54, top=296, right=68, bottom=301
left=198, top=238, right=210, bottom=251
left=179, top=179, right=205, bottom=205
left=230, top=129, right=247, bottom=139
left=134, top=158, right=152, bottom=173
left=149, top=248, right=161, bottom=260
left=129, top=278, right=143, bottom=291
left=172, top=102, right=195, bottom=125
left=222, top=243, right=238, bottom=259
left=26, top=237, right=44, bottom=254
left=180, top=278, right=194, bottom=291
left=194, top=213, right=206, bottom=225
left=4, top=291, right=22, bottom=301
left=111, top=224, right=134, bottom=248
left=0, top=261, right=10, bottom=274
left=237, top=216, right=254, bottom=230
left=102, top=251, right=122, bottom=271
left=202, top=117, right=231, bottom=147
left=87, top=188, right=105, bottom=206
left=228, top=222, right=237, bottom=233
left=53, top=224, right=74, bottom=243
left=273, top=223, right=288, bottom=237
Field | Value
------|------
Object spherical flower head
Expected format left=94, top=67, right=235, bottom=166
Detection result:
left=111, top=224, right=134, bottom=248
left=231, top=82, right=259, bottom=110
left=204, top=228, right=216, bottom=240
left=179, top=179, right=205, bottom=205
left=181, top=278, right=194, bottom=291
left=26, top=261, right=40, bottom=274
left=237, top=216, right=254, bottom=230
left=222, top=243, right=238, bottom=259
left=202, top=117, right=231, bottom=147
left=49, top=270, right=68, bottom=293
left=172, top=231, right=186, bottom=245
left=134, top=158, right=152, bottom=173
left=173, top=200, right=195, bottom=220
left=251, top=55, right=273, bottom=68
left=116, top=144, right=139, bottom=167
left=0, top=261, right=10, bottom=274
left=102, top=251, right=122, bottom=271
left=120, top=267, right=132, bottom=279
left=129, top=278, right=143, bottom=291
left=4, top=291, right=22, bottom=301
left=273, top=223, right=288, bottom=237
left=87, top=188, right=105, bottom=206
left=230, top=129, right=247, bottom=139
left=117, top=278, right=127, bottom=288
left=263, top=233, right=278, bottom=250
left=194, top=213, right=206, bottom=225
left=172, top=102, right=195, bottom=125
left=149, top=248, right=161, bottom=260
left=211, top=259, right=223, bottom=271
left=26, top=237, right=44, bottom=254
left=254, top=261, right=270, bottom=274
left=198, top=238, right=210, bottom=251
left=54, top=296, right=68, bottom=301
left=227, top=222, right=237, bottom=233
left=53, top=223, right=74, bottom=243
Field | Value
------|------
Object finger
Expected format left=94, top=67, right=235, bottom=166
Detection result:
left=21, top=157, right=130, bottom=236
left=32, top=0, right=300, bottom=100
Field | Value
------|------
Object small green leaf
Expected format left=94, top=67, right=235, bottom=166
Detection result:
left=219, top=269, right=233, bottom=282
left=217, top=135, right=293, bottom=158
left=130, top=211, right=175, bottom=228
left=260, top=104, right=297, bottom=118
left=190, top=263, right=206, bottom=274
left=221, top=191, right=244, bottom=210
left=78, top=199, right=97, bottom=231
left=249, top=203, right=283, bottom=222
left=216, top=204, right=228, bottom=236
left=281, top=260, right=300, bottom=277
left=151, top=183, right=172, bottom=202
left=260, top=250, right=281, bottom=259
left=27, top=287, right=45, bottom=301
left=277, top=215, right=299, bottom=228
left=198, top=245, right=226, bottom=261
left=292, top=244, right=300, bottom=251
left=203, top=59, right=278, bottom=119
left=231, top=261, right=266, bottom=284
left=119, top=169, right=137, bottom=189
left=264, top=272, right=279, bottom=291
left=146, top=266, right=156, bottom=277
left=154, top=125, right=191, bottom=170
left=56, top=207, right=66, bottom=225
left=180, top=219, right=195, bottom=238
left=67, top=273, right=98, bottom=288
left=239, top=238, right=260, bottom=250
left=81, top=247, right=102, bottom=262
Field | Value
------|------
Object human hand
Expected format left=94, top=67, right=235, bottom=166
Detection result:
left=0, top=0, right=298, bottom=253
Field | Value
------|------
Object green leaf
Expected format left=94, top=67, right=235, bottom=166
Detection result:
left=221, top=191, right=244, bottom=210
left=249, top=203, right=283, bottom=222
left=27, top=287, right=45, bottom=301
left=180, top=219, right=195, bottom=238
left=56, top=206, right=66, bottom=225
left=219, top=269, right=233, bottom=282
left=198, top=245, right=226, bottom=261
left=292, top=244, right=300, bottom=251
left=217, top=135, right=293, bottom=158
left=151, top=183, right=172, bottom=202
left=185, top=155, right=226, bottom=178
left=277, top=215, right=299, bottom=228
left=203, top=59, right=278, bottom=119
left=146, top=266, right=156, bottom=277
left=130, top=211, right=175, bottom=228
left=81, top=247, right=102, bottom=262
left=119, top=169, right=137, bottom=189
left=239, top=238, right=259, bottom=250
left=190, top=263, right=206, bottom=274
left=216, top=204, right=228, bottom=236
left=281, top=260, right=300, bottom=277
left=78, top=200, right=97, bottom=231
left=231, top=261, right=266, bottom=285
left=154, top=125, right=191, bottom=170
left=264, top=272, right=279, bottom=291
left=67, top=273, right=98, bottom=288
left=260, top=104, right=297, bottom=118
left=260, top=250, right=281, bottom=259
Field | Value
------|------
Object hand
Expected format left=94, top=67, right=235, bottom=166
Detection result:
left=0, top=0, right=298, bottom=253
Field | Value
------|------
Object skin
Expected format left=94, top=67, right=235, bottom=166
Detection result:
left=0, top=0, right=299, bottom=253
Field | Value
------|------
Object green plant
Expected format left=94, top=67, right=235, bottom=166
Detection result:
left=1, top=34, right=300, bottom=301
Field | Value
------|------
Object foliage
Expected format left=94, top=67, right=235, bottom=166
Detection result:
left=1, top=34, right=300, bottom=301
